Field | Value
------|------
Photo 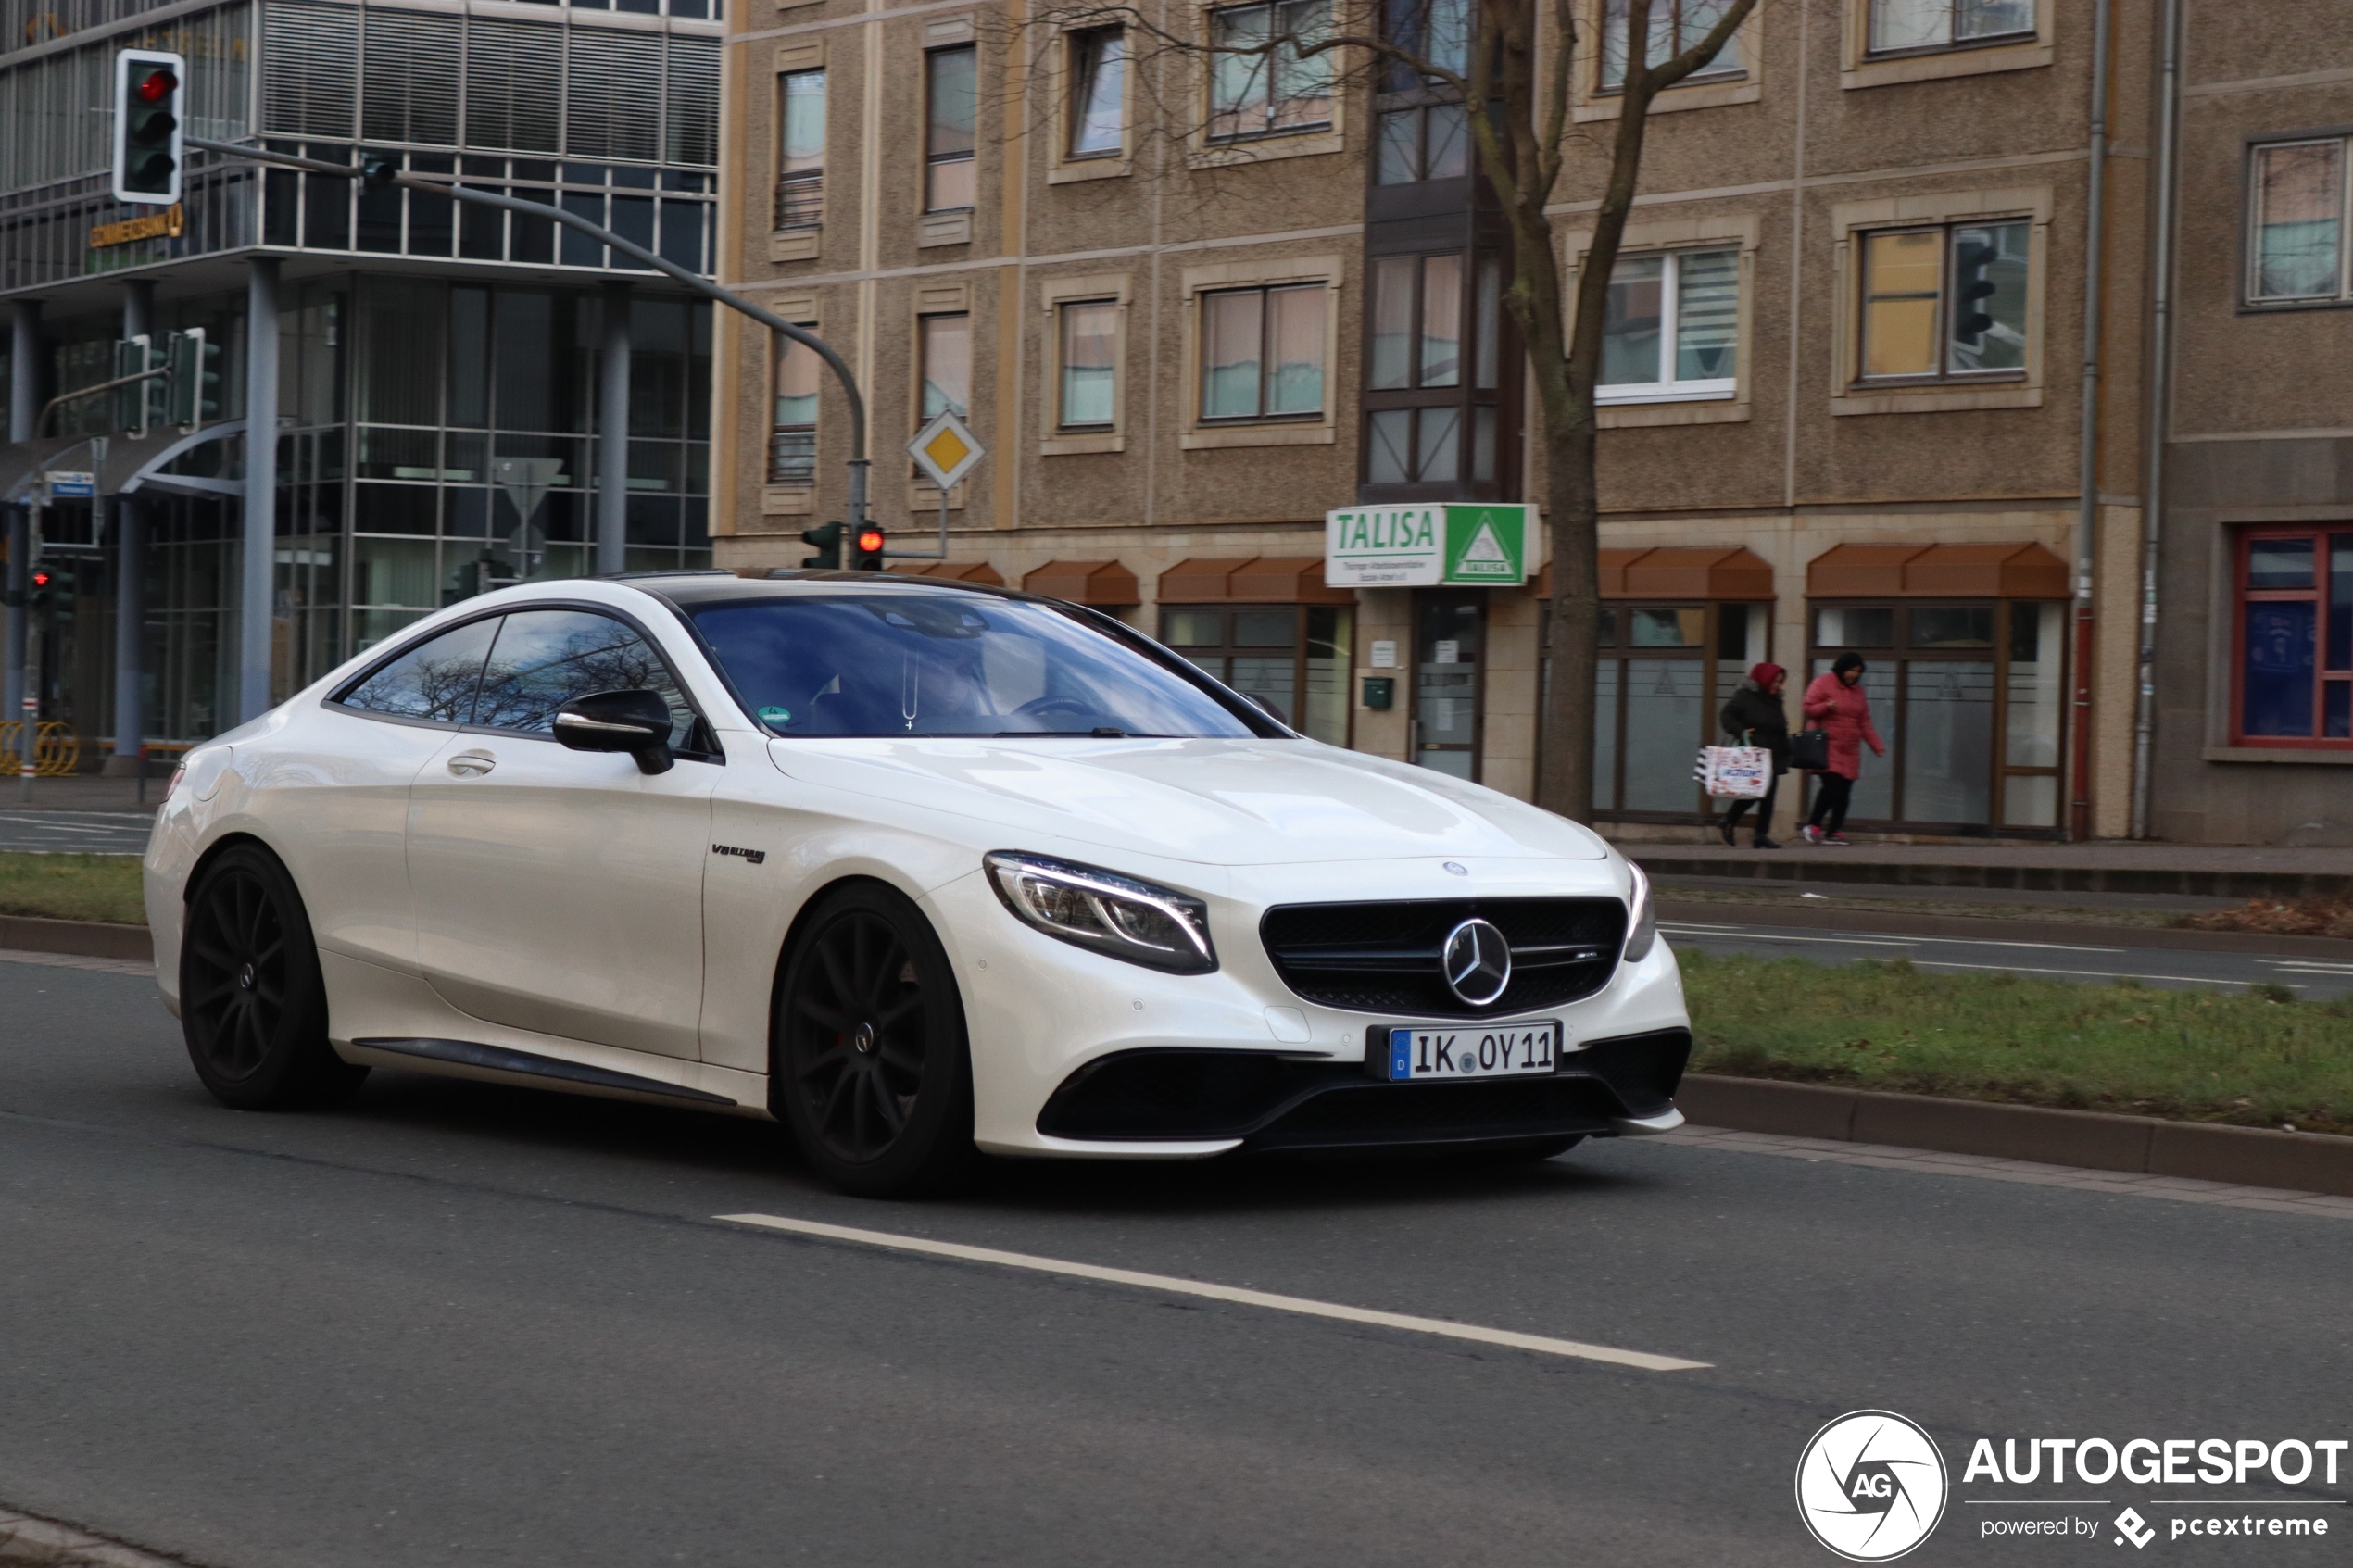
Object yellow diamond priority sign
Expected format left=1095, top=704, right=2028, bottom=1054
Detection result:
left=908, top=409, right=985, bottom=491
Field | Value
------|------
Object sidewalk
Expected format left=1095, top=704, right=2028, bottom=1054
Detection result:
left=1618, top=836, right=2353, bottom=899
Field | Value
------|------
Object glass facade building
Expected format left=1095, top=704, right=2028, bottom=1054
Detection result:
left=1, top=0, right=719, bottom=758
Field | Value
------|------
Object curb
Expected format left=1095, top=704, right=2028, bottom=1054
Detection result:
left=0, top=915, right=151, bottom=963
left=1653, top=898, right=2353, bottom=960
left=1677, top=1074, right=2353, bottom=1198
left=0, top=1509, right=193, bottom=1568
left=1633, top=852, right=2353, bottom=902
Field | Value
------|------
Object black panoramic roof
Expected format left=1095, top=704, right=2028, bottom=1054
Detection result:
left=623, top=570, right=1038, bottom=612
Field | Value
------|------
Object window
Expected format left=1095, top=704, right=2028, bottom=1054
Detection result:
left=1601, top=0, right=1744, bottom=90
left=1208, top=0, right=1332, bottom=143
left=2233, top=530, right=2353, bottom=746
left=1374, top=0, right=1469, bottom=183
left=1067, top=28, right=1126, bottom=158
left=925, top=45, right=977, bottom=211
left=1201, top=284, right=1326, bottom=420
left=1806, top=600, right=2063, bottom=828
left=1376, top=102, right=1469, bottom=184
left=1160, top=603, right=1354, bottom=745
left=1363, top=253, right=1504, bottom=486
left=2249, top=140, right=2349, bottom=304
left=1858, top=221, right=2028, bottom=380
left=770, top=329, right=820, bottom=485
left=1598, top=248, right=1737, bottom=403
left=472, top=608, right=697, bottom=749
left=1867, top=0, right=2034, bottom=56
left=1588, top=602, right=1766, bottom=817
left=338, top=616, right=502, bottom=721
left=1058, top=301, right=1119, bottom=429
left=921, top=313, right=972, bottom=420
left=774, top=69, right=824, bottom=230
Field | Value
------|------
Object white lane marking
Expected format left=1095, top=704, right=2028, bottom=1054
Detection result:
left=2266, top=961, right=2353, bottom=973
left=1906, top=959, right=2303, bottom=987
left=714, top=1212, right=1710, bottom=1373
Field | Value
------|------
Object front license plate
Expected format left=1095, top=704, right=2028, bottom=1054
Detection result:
left=1385, top=1022, right=1559, bottom=1082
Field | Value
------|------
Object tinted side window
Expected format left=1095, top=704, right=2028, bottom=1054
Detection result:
left=340, top=617, right=502, bottom=722
left=472, top=609, right=696, bottom=747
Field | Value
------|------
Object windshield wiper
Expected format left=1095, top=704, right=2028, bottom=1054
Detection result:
left=991, top=727, right=1172, bottom=738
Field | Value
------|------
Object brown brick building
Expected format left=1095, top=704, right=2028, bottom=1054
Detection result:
left=704, top=0, right=2349, bottom=846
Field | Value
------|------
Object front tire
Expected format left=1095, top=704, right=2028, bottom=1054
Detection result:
left=774, top=883, right=975, bottom=1198
left=180, top=843, right=367, bottom=1110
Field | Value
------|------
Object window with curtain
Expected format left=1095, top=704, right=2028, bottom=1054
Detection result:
left=774, top=69, right=824, bottom=230
left=1058, top=301, right=1119, bottom=428
left=1867, top=0, right=2035, bottom=56
left=1600, top=0, right=1744, bottom=90
left=1208, top=0, right=1332, bottom=142
left=2235, top=530, right=2353, bottom=746
left=925, top=45, right=976, bottom=211
left=1199, top=284, right=1326, bottom=420
left=920, top=313, right=972, bottom=420
left=769, top=329, right=819, bottom=484
left=1362, top=253, right=1503, bottom=487
left=1067, top=28, right=1126, bottom=157
left=2249, top=140, right=2349, bottom=304
left=1857, top=220, right=2029, bottom=381
left=1598, top=248, right=1737, bottom=403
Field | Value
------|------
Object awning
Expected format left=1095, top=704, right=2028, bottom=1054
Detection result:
left=1157, top=556, right=1353, bottom=605
left=887, top=559, right=1005, bottom=586
left=1806, top=542, right=2069, bottom=598
left=1022, top=559, right=1139, bottom=607
left=1536, top=546, right=1774, bottom=600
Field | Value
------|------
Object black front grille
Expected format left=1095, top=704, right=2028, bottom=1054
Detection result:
left=1260, top=897, right=1626, bottom=1017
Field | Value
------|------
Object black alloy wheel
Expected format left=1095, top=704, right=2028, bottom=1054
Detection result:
left=775, top=883, right=974, bottom=1198
left=180, top=843, right=367, bottom=1110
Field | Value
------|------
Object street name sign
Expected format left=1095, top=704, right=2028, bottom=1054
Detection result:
left=44, top=471, right=97, bottom=498
left=1325, top=503, right=1532, bottom=588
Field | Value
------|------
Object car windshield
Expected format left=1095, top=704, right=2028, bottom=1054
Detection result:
left=691, top=593, right=1266, bottom=738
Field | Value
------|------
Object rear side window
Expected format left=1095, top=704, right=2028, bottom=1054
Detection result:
left=472, top=608, right=697, bottom=748
left=339, top=617, right=502, bottom=722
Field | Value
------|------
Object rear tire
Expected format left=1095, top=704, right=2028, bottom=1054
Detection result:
left=774, top=882, right=975, bottom=1198
left=180, top=843, right=368, bottom=1110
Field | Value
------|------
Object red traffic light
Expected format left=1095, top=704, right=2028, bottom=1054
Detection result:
left=134, top=68, right=176, bottom=101
left=855, top=527, right=886, bottom=555
left=30, top=570, right=51, bottom=589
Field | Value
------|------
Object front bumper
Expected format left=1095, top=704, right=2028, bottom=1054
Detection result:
left=1034, top=1028, right=1692, bottom=1153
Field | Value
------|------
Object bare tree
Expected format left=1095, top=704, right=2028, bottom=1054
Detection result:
left=1005, top=0, right=1754, bottom=821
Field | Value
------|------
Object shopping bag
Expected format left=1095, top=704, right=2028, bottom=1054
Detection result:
left=1789, top=729, right=1831, bottom=771
left=1694, top=745, right=1772, bottom=799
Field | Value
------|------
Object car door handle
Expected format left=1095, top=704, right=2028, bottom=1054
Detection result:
left=447, top=751, right=496, bottom=777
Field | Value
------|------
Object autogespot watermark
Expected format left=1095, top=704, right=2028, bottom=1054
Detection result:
left=1797, top=1413, right=2347, bottom=1557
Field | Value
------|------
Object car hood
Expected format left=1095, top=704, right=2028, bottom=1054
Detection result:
left=763, top=736, right=1607, bottom=867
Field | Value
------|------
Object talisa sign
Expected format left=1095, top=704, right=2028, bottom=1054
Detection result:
left=1324, top=504, right=1531, bottom=588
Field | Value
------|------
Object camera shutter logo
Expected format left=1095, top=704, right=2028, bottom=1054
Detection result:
left=1794, top=1411, right=1948, bottom=1562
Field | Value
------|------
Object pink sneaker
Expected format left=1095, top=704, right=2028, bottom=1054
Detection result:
left=1800, top=825, right=1823, bottom=845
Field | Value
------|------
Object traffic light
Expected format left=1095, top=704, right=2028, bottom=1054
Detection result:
left=1952, top=236, right=1999, bottom=347
left=113, top=50, right=185, bottom=206
left=28, top=565, right=71, bottom=608
left=852, top=523, right=887, bottom=571
left=165, top=329, right=222, bottom=428
left=799, top=521, right=843, bottom=570
left=113, top=335, right=164, bottom=433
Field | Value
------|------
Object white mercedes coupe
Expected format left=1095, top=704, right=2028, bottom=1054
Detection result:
left=145, top=571, right=1691, bottom=1196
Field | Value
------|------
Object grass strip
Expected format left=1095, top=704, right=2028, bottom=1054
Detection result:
left=1680, top=949, right=2353, bottom=1137
left=0, top=852, right=148, bottom=926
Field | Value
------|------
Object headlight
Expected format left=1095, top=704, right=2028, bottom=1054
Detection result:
left=984, top=852, right=1216, bottom=974
left=1621, top=861, right=1658, bottom=963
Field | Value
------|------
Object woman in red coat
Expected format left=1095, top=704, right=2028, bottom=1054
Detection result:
left=1801, top=652, right=1886, bottom=845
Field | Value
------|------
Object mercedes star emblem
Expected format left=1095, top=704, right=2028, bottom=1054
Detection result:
left=1441, top=918, right=1512, bottom=1008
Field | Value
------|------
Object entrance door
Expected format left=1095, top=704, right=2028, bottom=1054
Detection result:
left=1412, top=592, right=1484, bottom=780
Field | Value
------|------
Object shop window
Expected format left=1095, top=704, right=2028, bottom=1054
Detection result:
left=1858, top=221, right=2029, bottom=380
left=1160, top=603, right=1353, bottom=745
left=925, top=45, right=977, bottom=212
left=1207, top=0, right=1332, bottom=143
left=1590, top=600, right=1768, bottom=817
left=1806, top=599, right=2063, bottom=830
left=775, top=69, right=824, bottom=230
left=1866, top=0, right=2034, bottom=58
left=2233, top=529, right=2353, bottom=746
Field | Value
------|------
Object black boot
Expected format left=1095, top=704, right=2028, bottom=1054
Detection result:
left=1718, top=815, right=1737, bottom=847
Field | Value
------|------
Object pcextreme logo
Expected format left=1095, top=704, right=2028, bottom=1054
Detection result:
left=1796, top=1411, right=1951, bottom=1562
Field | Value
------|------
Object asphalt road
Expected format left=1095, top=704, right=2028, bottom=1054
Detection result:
left=0, top=809, right=153, bottom=856
left=1659, top=917, right=2352, bottom=997
left=4, top=955, right=2349, bottom=1568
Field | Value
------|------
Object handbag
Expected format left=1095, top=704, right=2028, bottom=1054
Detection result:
left=1694, top=745, right=1771, bottom=799
left=1789, top=729, right=1831, bottom=771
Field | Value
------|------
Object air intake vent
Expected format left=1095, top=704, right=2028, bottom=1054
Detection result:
left=1260, top=897, right=1625, bottom=1018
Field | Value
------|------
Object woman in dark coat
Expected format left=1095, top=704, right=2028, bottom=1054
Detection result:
left=1717, top=661, right=1788, bottom=849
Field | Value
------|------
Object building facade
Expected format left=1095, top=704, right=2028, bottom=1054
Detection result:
left=0, top=0, right=723, bottom=759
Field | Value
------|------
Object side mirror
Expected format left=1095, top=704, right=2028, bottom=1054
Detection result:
left=553, top=689, right=676, bottom=775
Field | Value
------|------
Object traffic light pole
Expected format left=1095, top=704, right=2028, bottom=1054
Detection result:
left=184, top=137, right=874, bottom=535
